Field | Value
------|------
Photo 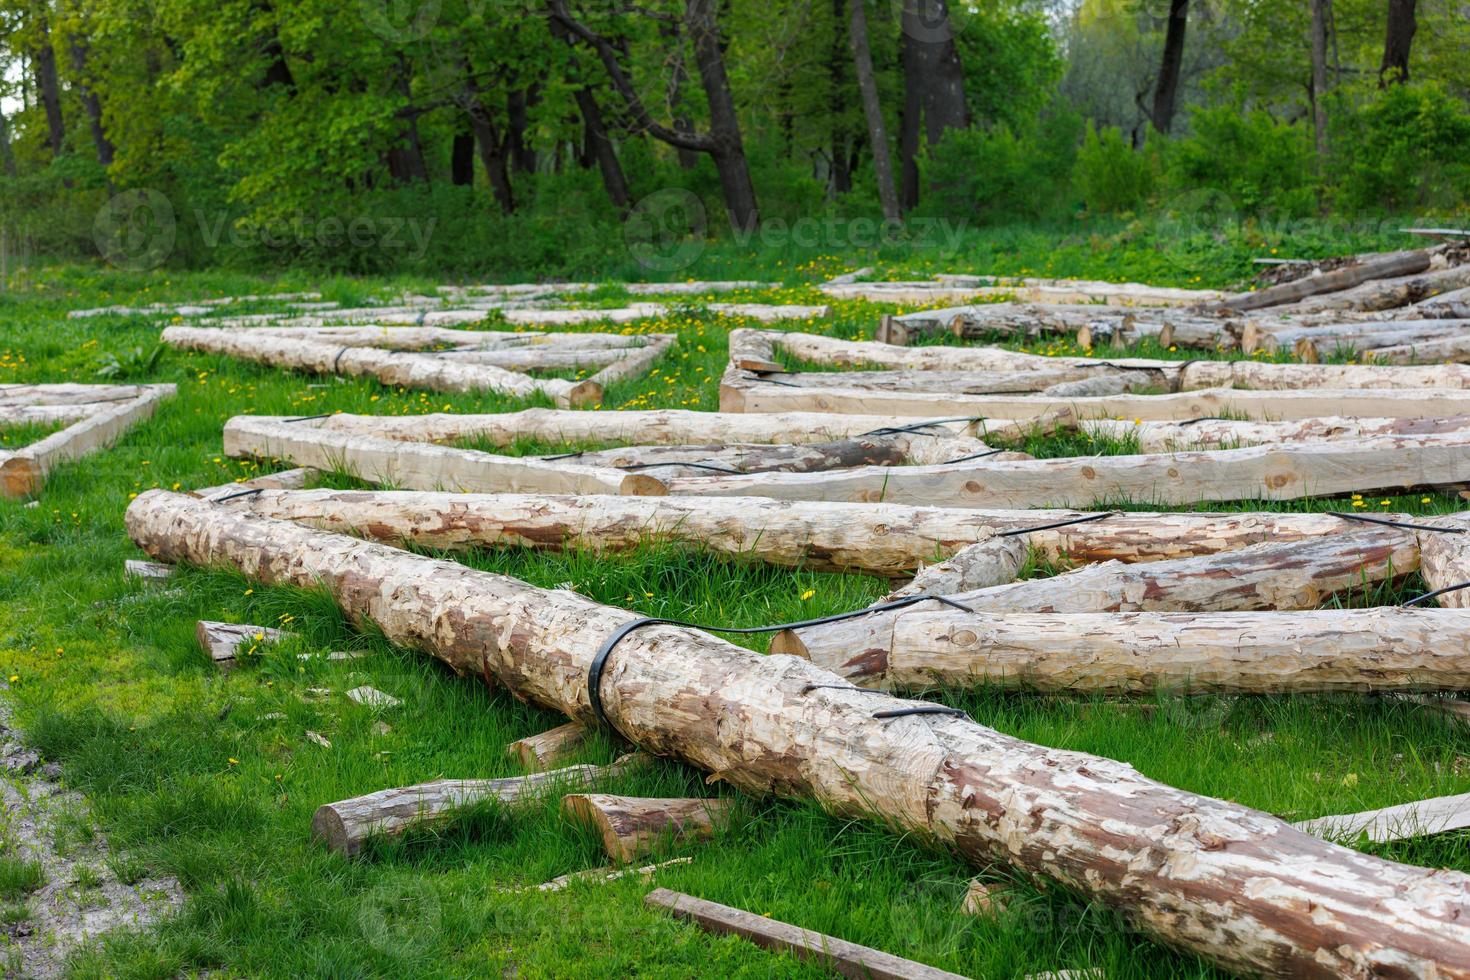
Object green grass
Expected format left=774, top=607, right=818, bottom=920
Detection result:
left=0, top=242, right=1467, bottom=978
left=0, top=857, right=46, bottom=900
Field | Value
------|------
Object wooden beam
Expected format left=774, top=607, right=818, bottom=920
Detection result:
left=223, top=489, right=1370, bottom=574
left=562, top=794, right=732, bottom=863
left=644, top=888, right=968, bottom=980
left=1295, top=792, right=1470, bottom=844
left=124, top=492, right=1470, bottom=976
left=807, top=607, right=1470, bottom=694
left=123, top=559, right=174, bottom=585
left=312, top=759, right=632, bottom=855
left=623, top=431, right=1470, bottom=509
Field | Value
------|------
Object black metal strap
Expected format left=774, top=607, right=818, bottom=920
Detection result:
left=208, top=486, right=265, bottom=503
left=333, top=347, right=350, bottom=373
left=997, top=511, right=1114, bottom=538
left=858, top=416, right=986, bottom=438
left=620, top=461, right=744, bottom=475
left=1330, top=512, right=1466, bottom=535
left=941, top=448, right=1006, bottom=465
left=283, top=413, right=332, bottom=423
left=1404, top=580, right=1470, bottom=607
left=584, top=593, right=975, bottom=735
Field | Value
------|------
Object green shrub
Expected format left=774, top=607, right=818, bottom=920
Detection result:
left=1074, top=125, right=1154, bottom=214
left=1331, top=84, right=1470, bottom=213
left=1164, top=104, right=1317, bottom=217
left=919, top=111, right=1081, bottom=224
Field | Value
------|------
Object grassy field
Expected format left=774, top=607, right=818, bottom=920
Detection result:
left=2, top=238, right=1469, bottom=978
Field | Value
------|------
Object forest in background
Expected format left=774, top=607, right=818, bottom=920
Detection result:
left=0, top=0, right=1467, bottom=275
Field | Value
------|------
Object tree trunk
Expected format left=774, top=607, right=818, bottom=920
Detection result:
left=224, top=488, right=1375, bottom=576
left=124, top=491, right=1470, bottom=978
left=507, top=87, right=536, bottom=174
left=659, top=21, right=701, bottom=170
left=451, top=127, right=475, bottom=186
left=828, top=0, right=853, bottom=195
left=465, top=102, right=516, bottom=213
left=897, top=0, right=967, bottom=209
left=68, top=38, right=115, bottom=171
left=572, top=87, right=631, bottom=212
left=1218, top=250, right=1431, bottom=311
left=685, top=0, right=760, bottom=230
left=32, top=25, right=66, bottom=157
left=388, top=58, right=430, bottom=185
left=1310, top=0, right=1333, bottom=159
left=563, top=794, right=732, bottom=863
left=508, top=722, right=589, bottom=771
left=255, top=0, right=296, bottom=90
left=1283, top=264, right=1470, bottom=314
left=0, top=110, right=17, bottom=177
left=1414, top=513, right=1470, bottom=607
left=1150, top=0, right=1189, bottom=134
left=773, top=528, right=1418, bottom=667
left=848, top=0, right=901, bottom=220
left=1379, top=0, right=1417, bottom=86
left=1083, top=414, right=1470, bottom=452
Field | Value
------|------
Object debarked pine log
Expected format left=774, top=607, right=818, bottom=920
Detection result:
left=123, top=491, right=1470, bottom=977
left=1080, top=415, right=1470, bottom=453
left=771, top=529, right=1417, bottom=667
left=721, top=372, right=1470, bottom=421
left=805, top=607, right=1470, bottom=694
left=1413, top=512, right=1470, bottom=609
left=562, top=794, right=733, bottom=863
left=1216, top=250, right=1433, bottom=312
left=264, top=407, right=991, bottom=448
left=221, top=489, right=1373, bottom=573
left=222, top=416, right=1004, bottom=488
left=162, top=327, right=602, bottom=407
left=1280, top=264, right=1470, bottom=314
left=623, top=431, right=1470, bottom=509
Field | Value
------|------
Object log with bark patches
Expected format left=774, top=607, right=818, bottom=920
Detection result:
left=220, top=489, right=1379, bottom=574
left=1241, top=318, right=1469, bottom=356
left=805, top=607, right=1470, bottom=695
left=621, top=431, right=1470, bottom=510
left=1216, top=250, right=1433, bottom=312
left=1414, top=512, right=1470, bottom=608
left=313, top=758, right=634, bottom=855
left=161, top=326, right=603, bottom=407
left=771, top=528, right=1418, bottom=669
left=562, top=794, right=732, bottom=863
left=221, top=416, right=1005, bottom=491
left=884, top=304, right=1239, bottom=350
left=1280, top=263, right=1470, bottom=314
left=123, top=491, right=1470, bottom=977
left=1415, top=286, right=1470, bottom=319
left=267, top=407, right=996, bottom=449
left=508, top=722, right=589, bottom=771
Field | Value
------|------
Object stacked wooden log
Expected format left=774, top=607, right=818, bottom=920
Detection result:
left=865, top=243, right=1470, bottom=357
left=0, top=383, right=175, bottom=497
left=125, top=490, right=1470, bottom=977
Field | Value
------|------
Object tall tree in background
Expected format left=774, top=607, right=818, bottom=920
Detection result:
left=1310, top=0, right=1333, bottom=158
left=67, top=34, right=115, bottom=171
left=847, top=0, right=899, bottom=219
left=549, top=17, right=632, bottom=212
left=552, top=0, right=760, bottom=229
left=1379, top=0, right=1415, bottom=86
left=28, top=10, right=65, bottom=156
left=1150, top=0, right=1189, bottom=133
left=897, top=0, right=967, bottom=210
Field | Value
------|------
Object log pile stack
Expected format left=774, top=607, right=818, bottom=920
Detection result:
left=870, top=243, right=1470, bottom=357
left=0, top=383, right=175, bottom=497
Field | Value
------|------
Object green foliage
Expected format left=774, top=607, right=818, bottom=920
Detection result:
left=918, top=110, right=1082, bottom=224
left=1163, top=104, right=1319, bottom=217
left=1074, top=124, right=1154, bottom=214
left=1331, top=84, right=1470, bottom=213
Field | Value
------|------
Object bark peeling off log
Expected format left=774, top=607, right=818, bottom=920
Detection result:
left=123, top=492, right=1470, bottom=976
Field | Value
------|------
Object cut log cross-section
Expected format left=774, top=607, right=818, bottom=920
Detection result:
left=125, top=491, right=1470, bottom=977
left=562, top=794, right=733, bottom=863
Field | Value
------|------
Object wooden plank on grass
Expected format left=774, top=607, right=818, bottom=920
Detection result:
left=644, top=888, right=969, bottom=980
left=1295, top=792, right=1470, bottom=844
left=123, top=559, right=175, bottom=585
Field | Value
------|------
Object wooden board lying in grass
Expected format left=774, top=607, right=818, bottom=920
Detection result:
left=124, top=490, right=1470, bottom=977
left=645, top=888, right=968, bottom=980
left=1295, top=792, right=1470, bottom=844
left=0, top=384, right=174, bottom=497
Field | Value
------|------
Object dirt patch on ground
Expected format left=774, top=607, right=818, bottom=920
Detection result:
left=0, top=690, right=183, bottom=977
